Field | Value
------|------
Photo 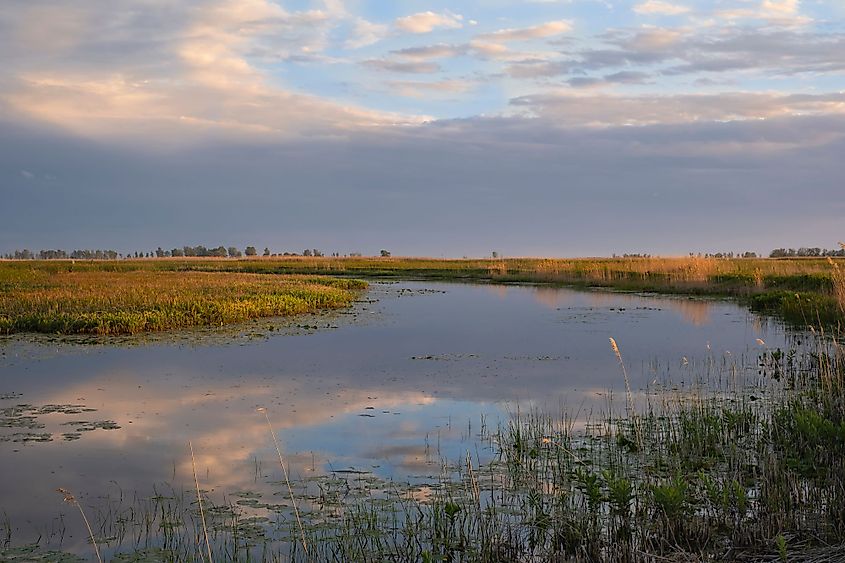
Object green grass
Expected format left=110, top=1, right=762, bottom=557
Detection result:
left=0, top=262, right=366, bottom=335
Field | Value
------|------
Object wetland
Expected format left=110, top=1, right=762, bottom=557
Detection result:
left=0, top=264, right=843, bottom=561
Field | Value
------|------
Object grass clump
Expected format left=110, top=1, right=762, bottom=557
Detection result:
left=0, top=263, right=366, bottom=335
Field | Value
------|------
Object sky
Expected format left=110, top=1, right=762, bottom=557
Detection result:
left=1, top=0, right=844, bottom=257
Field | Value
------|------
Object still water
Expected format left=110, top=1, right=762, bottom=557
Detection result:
left=0, top=281, right=786, bottom=554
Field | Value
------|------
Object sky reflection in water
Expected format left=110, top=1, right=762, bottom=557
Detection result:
left=0, top=281, right=785, bottom=549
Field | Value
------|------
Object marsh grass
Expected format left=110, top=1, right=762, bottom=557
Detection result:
left=2, top=256, right=843, bottom=330
left=0, top=264, right=366, bottom=335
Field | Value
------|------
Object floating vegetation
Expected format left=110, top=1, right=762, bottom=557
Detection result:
left=0, top=401, right=114, bottom=444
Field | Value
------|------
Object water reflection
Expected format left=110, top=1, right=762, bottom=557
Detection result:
left=0, top=281, right=785, bottom=553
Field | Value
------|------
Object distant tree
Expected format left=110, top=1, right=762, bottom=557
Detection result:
left=263, top=247, right=270, bottom=256
left=228, top=246, right=242, bottom=258
left=312, top=249, right=323, bottom=257
left=492, top=251, right=499, bottom=259
left=380, top=249, right=391, bottom=257
left=303, top=249, right=313, bottom=257
left=245, top=246, right=257, bottom=256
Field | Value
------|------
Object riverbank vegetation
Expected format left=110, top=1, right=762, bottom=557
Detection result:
left=2, top=255, right=842, bottom=334
left=0, top=263, right=366, bottom=335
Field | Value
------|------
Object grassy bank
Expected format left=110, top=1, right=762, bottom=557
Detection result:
left=2, top=255, right=843, bottom=333
left=0, top=262, right=366, bottom=335
left=9, top=255, right=842, bottom=325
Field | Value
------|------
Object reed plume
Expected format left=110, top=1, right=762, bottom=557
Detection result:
left=56, top=488, right=102, bottom=563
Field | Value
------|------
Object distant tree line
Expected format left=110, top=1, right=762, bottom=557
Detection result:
left=769, top=247, right=845, bottom=258
left=705, top=252, right=758, bottom=259
left=612, top=252, right=759, bottom=259
left=4, top=249, right=121, bottom=260
left=3, top=246, right=390, bottom=259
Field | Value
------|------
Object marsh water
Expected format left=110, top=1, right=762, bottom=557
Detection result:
left=0, top=281, right=789, bottom=556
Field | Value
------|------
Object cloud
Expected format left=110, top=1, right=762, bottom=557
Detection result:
left=0, top=0, right=427, bottom=142
left=510, top=91, right=845, bottom=127
left=391, top=43, right=468, bottom=60
left=394, top=11, right=463, bottom=34
left=605, top=70, right=652, bottom=84
left=362, top=59, right=441, bottom=74
left=504, top=60, right=574, bottom=78
left=716, top=0, right=810, bottom=25
left=565, top=71, right=651, bottom=88
left=20, top=169, right=35, bottom=180
left=4, top=108, right=844, bottom=256
left=618, top=27, right=684, bottom=51
left=345, top=17, right=389, bottom=49
left=476, top=20, right=572, bottom=42
left=633, top=1, right=690, bottom=16
left=539, top=26, right=845, bottom=83
left=468, top=40, right=511, bottom=59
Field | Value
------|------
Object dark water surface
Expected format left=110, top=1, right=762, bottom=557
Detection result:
left=0, top=281, right=787, bottom=553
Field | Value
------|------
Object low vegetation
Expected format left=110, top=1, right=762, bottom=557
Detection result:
left=2, top=255, right=843, bottom=332
left=0, top=262, right=366, bottom=335
left=60, top=255, right=845, bottom=324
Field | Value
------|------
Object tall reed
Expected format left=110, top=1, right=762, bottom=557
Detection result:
left=56, top=488, right=102, bottom=563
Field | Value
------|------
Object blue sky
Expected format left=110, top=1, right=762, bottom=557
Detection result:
left=1, top=0, right=844, bottom=256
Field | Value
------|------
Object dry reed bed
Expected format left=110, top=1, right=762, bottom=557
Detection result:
left=146, top=255, right=844, bottom=323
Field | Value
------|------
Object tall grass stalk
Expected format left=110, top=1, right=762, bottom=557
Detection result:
left=189, top=441, right=213, bottom=563
left=258, top=407, right=308, bottom=555
left=56, top=488, right=102, bottom=563
left=609, top=337, right=643, bottom=452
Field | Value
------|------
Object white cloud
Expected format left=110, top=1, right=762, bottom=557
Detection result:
left=715, top=0, right=810, bottom=25
left=346, top=18, right=389, bottom=49
left=633, top=1, right=691, bottom=16
left=469, top=40, right=510, bottom=58
left=1, top=0, right=428, bottom=142
left=394, top=11, right=463, bottom=34
left=476, top=20, right=572, bottom=42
